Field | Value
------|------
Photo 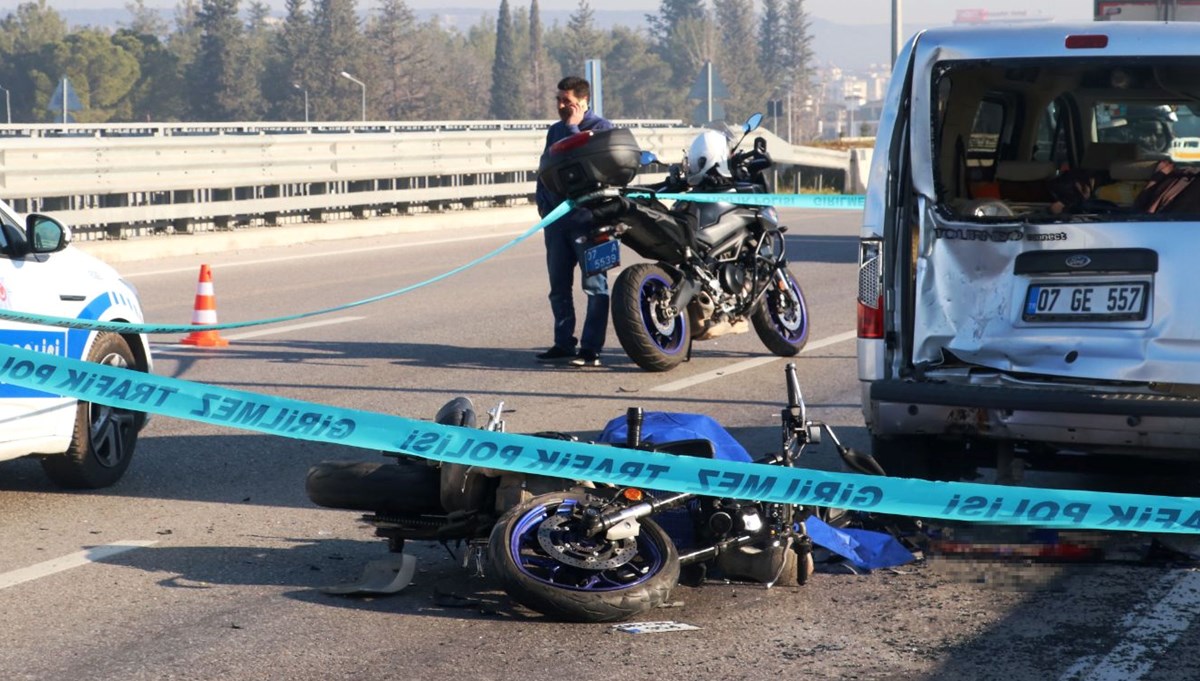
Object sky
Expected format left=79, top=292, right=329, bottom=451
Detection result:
left=0, top=0, right=1098, bottom=26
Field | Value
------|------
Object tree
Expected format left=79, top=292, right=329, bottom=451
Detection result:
left=113, top=28, right=184, bottom=121
left=602, top=26, right=673, bottom=119
left=123, top=0, right=168, bottom=37
left=187, top=0, right=257, bottom=121
left=714, top=0, right=764, bottom=123
left=0, top=0, right=68, bottom=56
left=781, top=0, right=814, bottom=138
left=364, top=0, right=434, bottom=120
left=33, top=29, right=140, bottom=123
left=758, top=0, right=783, bottom=84
left=489, top=0, right=522, bottom=119
left=528, top=0, right=550, bottom=118
left=312, top=0, right=364, bottom=121
left=263, top=0, right=314, bottom=121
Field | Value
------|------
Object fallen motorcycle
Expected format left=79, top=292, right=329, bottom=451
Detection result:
left=537, top=113, right=809, bottom=372
left=305, top=363, right=875, bottom=622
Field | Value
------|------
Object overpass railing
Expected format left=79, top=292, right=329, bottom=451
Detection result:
left=0, top=120, right=853, bottom=241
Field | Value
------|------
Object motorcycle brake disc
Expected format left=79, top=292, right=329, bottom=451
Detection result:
left=536, top=514, right=639, bottom=569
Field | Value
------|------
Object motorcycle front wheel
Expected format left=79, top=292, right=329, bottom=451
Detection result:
left=488, top=491, right=680, bottom=622
left=752, top=265, right=809, bottom=356
left=612, top=263, right=691, bottom=372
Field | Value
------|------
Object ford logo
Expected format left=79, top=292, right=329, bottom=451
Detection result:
left=1065, top=255, right=1091, bottom=268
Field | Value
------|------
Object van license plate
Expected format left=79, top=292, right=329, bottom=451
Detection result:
left=584, top=239, right=620, bottom=275
left=1023, top=281, right=1149, bottom=322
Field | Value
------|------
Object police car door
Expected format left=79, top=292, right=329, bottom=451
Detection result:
left=0, top=204, right=81, bottom=441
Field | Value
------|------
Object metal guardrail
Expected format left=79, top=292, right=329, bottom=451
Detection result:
left=0, top=120, right=853, bottom=241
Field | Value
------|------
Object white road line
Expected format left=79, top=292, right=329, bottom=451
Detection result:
left=0, top=540, right=158, bottom=591
left=125, top=229, right=530, bottom=278
left=1058, top=570, right=1200, bottom=681
left=154, top=316, right=365, bottom=349
left=651, top=330, right=858, bottom=392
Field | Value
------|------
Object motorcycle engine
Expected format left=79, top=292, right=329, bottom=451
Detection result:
left=718, top=262, right=748, bottom=295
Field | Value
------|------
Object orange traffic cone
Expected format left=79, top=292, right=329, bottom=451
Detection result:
left=179, top=264, right=230, bottom=347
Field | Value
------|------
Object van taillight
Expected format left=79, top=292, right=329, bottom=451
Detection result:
left=858, top=296, right=884, bottom=339
left=1065, top=34, right=1108, bottom=49
left=550, top=131, right=594, bottom=154
left=858, top=241, right=884, bottom=339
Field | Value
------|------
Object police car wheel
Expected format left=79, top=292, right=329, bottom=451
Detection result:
left=40, top=333, right=141, bottom=489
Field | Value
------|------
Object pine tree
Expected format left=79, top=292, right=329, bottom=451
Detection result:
left=313, top=0, right=364, bottom=121
left=781, top=0, right=814, bottom=138
left=529, top=0, right=547, bottom=117
left=758, top=0, right=782, bottom=83
left=187, top=0, right=257, bottom=121
left=489, top=0, right=522, bottom=119
left=365, top=0, right=432, bottom=120
left=263, top=0, right=313, bottom=121
left=714, top=0, right=764, bottom=123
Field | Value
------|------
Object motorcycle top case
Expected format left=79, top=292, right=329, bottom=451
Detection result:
left=538, top=128, right=641, bottom=199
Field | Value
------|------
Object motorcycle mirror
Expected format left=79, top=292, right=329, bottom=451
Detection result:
left=639, top=150, right=659, bottom=166
left=744, top=113, right=764, bottom=133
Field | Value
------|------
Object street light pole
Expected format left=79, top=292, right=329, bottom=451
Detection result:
left=0, top=85, right=9, bottom=124
left=892, top=0, right=903, bottom=68
left=339, top=71, right=366, bottom=122
left=292, top=83, right=309, bottom=123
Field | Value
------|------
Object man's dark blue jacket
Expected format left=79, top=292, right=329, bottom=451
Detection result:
left=535, top=110, right=614, bottom=220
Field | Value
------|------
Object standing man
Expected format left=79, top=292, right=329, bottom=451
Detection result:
left=534, top=76, right=613, bottom=367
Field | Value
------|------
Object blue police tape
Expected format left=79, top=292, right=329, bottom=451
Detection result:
left=629, top=192, right=867, bottom=211
left=0, top=201, right=575, bottom=335
left=0, top=342, right=1197, bottom=534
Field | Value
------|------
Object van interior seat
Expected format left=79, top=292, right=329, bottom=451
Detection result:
left=1081, top=142, right=1138, bottom=173
left=1096, top=159, right=1161, bottom=205
left=992, top=160, right=1057, bottom=202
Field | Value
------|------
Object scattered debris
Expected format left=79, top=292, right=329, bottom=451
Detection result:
left=612, top=621, right=700, bottom=634
left=321, top=553, right=416, bottom=595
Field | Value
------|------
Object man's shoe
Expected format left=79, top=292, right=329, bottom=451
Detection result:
left=535, top=346, right=576, bottom=363
left=570, top=350, right=601, bottom=367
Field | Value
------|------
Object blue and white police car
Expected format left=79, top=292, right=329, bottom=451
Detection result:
left=0, top=198, right=151, bottom=488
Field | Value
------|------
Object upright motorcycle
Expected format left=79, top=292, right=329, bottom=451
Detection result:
left=305, top=364, right=880, bottom=622
left=538, top=114, right=809, bottom=372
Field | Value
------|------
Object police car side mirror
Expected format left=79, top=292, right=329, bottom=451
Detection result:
left=26, top=214, right=70, bottom=254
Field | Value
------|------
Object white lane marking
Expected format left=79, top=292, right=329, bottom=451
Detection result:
left=125, top=229, right=530, bottom=278
left=652, top=330, right=858, bottom=392
left=0, top=540, right=158, bottom=591
left=154, top=316, right=364, bottom=349
left=1058, top=570, right=1200, bottom=681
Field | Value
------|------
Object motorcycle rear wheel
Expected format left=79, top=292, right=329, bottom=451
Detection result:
left=751, top=265, right=809, bottom=356
left=488, top=491, right=680, bottom=622
left=612, top=263, right=691, bottom=372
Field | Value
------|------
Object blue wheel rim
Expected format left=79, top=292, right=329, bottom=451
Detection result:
left=507, top=499, right=666, bottom=592
left=639, top=273, right=687, bottom=355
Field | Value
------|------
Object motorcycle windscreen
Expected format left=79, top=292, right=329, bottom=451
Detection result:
left=911, top=209, right=1200, bottom=384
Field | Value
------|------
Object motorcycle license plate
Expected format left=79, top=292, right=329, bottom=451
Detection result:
left=584, top=239, right=620, bottom=275
left=1022, top=281, right=1149, bottom=322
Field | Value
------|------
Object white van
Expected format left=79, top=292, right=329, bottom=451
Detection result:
left=0, top=198, right=152, bottom=488
left=857, top=23, right=1200, bottom=478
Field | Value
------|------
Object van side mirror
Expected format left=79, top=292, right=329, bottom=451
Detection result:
left=26, top=214, right=70, bottom=254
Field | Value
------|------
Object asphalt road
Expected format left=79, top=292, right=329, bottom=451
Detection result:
left=1, top=209, right=1198, bottom=681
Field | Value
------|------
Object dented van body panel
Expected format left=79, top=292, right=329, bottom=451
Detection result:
left=858, top=23, right=1200, bottom=468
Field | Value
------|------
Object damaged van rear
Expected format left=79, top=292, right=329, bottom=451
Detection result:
left=857, top=23, right=1200, bottom=477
